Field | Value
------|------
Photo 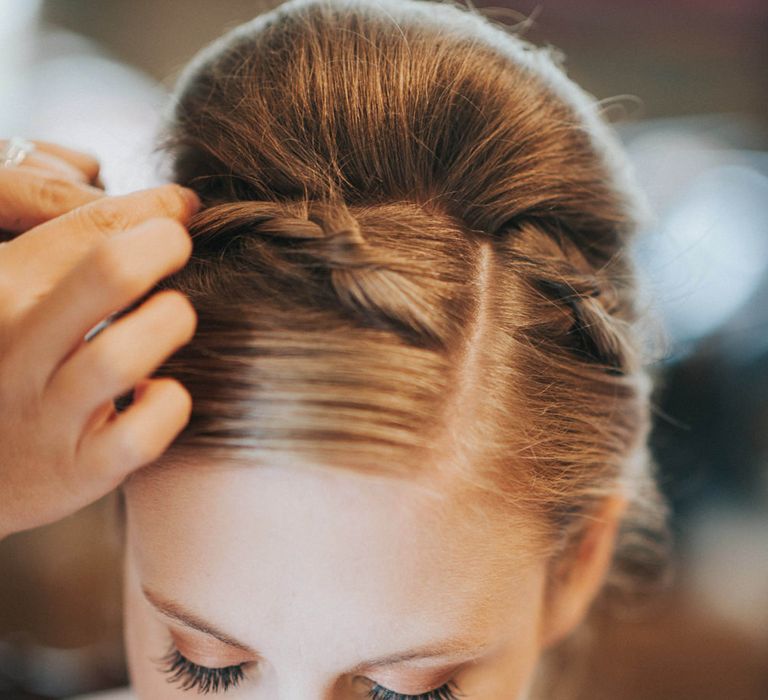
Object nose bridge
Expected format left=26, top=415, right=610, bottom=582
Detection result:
left=278, top=681, right=338, bottom=700
left=247, top=645, right=357, bottom=700
left=258, top=674, right=352, bottom=700
left=273, top=654, right=363, bottom=700
left=268, top=589, right=361, bottom=700
left=277, top=606, right=336, bottom=699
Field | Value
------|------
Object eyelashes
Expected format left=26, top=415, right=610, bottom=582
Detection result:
left=156, top=643, right=463, bottom=699
left=157, top=645, right=246, bottom=693
left=366, top=678, right=464, bottom=700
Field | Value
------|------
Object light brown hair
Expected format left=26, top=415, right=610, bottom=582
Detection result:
left=125, top=0, right=670, bottom=694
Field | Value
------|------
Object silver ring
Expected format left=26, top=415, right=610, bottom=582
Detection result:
left=1, top=136, right=36, bottom=168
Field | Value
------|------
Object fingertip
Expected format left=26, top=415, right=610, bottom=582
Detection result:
left=164, top=378, right=194, bottom=434
left=167, top=290, right=198, bottom=341
left=157, top=376, right=193, bottom=417
left=174, top=185, right=201, bottom=219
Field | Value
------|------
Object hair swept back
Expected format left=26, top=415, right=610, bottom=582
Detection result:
left=120, top=0, right=671, bottom=695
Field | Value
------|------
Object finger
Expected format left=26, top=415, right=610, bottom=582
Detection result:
left=47, top=288, right=197, bottom=431
left=18, top=150, right=91, bottom=183
left=6, top=184, right=200, bottom=289
left=0, top=167, right=106, bottom=234
left=7, top=216, right=194, bottom=392
left=78, top=376, right=192, bottom=488
left=0, top=138, right=101, bottom=183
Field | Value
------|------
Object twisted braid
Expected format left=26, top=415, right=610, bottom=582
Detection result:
left=182, top=197, right=458, bottom=348
left=504, top=221, right=639, bottom=378
left=191, top=199, right=375, bottom=265
left=184, top=196, right=638, bottom=377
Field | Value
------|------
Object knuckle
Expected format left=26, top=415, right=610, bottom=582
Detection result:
left=79, top=199, right=129, bottom=234
left=33, top=176, right=82, bottom=213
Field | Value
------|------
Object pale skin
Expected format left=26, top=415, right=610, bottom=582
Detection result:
left=123, top=462, right=626, bottom=699
left=0, top=139, right=627, bottom=699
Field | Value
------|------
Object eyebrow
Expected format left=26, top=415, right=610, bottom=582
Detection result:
left=142, top=586, right=487, bottom=669
left=143, top=586, right=256, bottom=653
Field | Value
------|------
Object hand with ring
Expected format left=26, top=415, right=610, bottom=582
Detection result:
left=0, top=137, right=107, bottom=236
left=0, top=136, right=202, bottom=540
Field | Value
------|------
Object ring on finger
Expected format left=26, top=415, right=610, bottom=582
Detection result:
left=1, top=137, right=37, bottom=168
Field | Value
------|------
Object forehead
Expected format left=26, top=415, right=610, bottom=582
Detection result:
left=124, top=461, right=543, bottom=652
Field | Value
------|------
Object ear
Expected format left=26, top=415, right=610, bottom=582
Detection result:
left=539, top=493, right=628, bottom=649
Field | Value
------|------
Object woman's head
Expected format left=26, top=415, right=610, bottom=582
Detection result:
left=120, top=0, right=668, bottom=697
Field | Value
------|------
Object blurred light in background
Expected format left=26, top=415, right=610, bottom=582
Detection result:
left=627, top=118, right=768, bottom=357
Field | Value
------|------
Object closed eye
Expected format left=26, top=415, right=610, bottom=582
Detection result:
left=155, top=644, right=248, bottom=693
left=365, top=678, right=464, bottom=700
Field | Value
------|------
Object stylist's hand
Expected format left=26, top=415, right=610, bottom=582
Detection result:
left=0, top=148, right=200, bottom=540
left=0, top=138, right=107, bottom=234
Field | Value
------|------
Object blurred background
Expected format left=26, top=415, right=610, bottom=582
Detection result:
left=1, top=0, right=767, bottom=698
